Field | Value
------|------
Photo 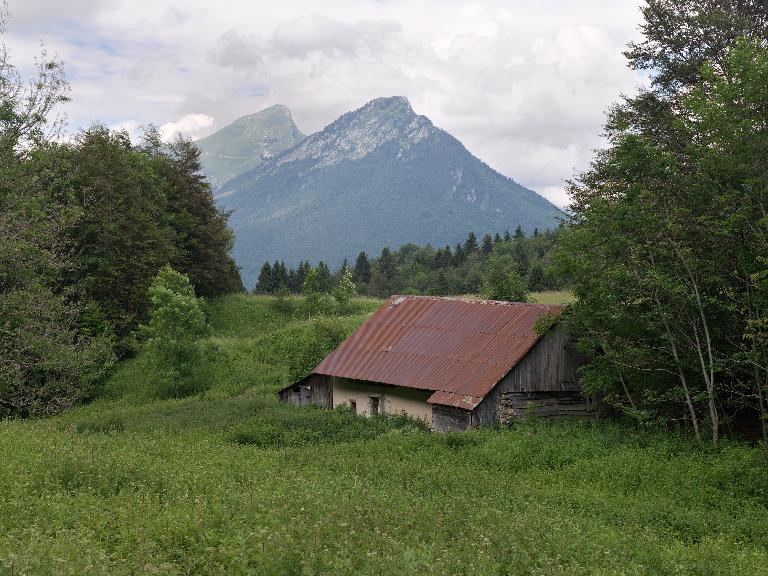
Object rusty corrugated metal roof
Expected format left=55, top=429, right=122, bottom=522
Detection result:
left=313, top=296, right=565, bottom=410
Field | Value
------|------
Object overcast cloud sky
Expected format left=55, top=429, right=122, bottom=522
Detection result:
left=6, top=0, right=646, bottom=207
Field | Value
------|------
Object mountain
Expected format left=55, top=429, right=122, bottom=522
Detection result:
left=216, top=97, right=564, bottom=286
left=196, top=105, right=305, bottom=189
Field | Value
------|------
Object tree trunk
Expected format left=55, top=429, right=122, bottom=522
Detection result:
left=677, top=247, right=719, bottom=446
left=653, top=290, right=702, bottom=442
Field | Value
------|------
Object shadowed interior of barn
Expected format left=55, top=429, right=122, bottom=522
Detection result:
left=278, top=295, right=590, bottom=432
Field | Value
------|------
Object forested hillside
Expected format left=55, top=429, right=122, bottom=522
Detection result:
left=251, top=226, right=567, bottom=299
left=0, top=8, right=242, bottom=417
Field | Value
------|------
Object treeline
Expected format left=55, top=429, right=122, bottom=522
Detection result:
left=252, top=226, right=568, bottom=298
left=558, top=0, right=768, bottom=444
left=0, top=15, right=241, bottom=416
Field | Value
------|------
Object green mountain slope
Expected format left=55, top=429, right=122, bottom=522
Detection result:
left=216, top=97, right=564, bottom=286
left=196, top=105, right=305, bottom=189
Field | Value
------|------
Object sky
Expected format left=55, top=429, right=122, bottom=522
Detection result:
left=6, top=0, right=647, bottom=207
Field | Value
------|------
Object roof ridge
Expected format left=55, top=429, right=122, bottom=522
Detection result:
left=389, top=294, right=565, bottom=308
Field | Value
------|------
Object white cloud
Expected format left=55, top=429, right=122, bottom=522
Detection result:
left=159, top=113, right=215, bottom=142
left=6, top=0, right=647, bottom=208
left=108, top=119, right=142, bottom=141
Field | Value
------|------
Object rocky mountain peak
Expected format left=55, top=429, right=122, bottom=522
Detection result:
left=274, top=96, right=435, bottom=169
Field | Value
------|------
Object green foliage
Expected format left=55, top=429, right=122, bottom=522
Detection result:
left=0, top=286, right=115, bottom=416
left=302, top=266, right=323, bottom=316
left=0, top=294, right=765, bottom=573
left=0, top=21, right=115, bottom=417
left=558, top=4, right=768, bottom=443
left=333, top=266, right=357, bottom=312
left=0, top=13, right=242, bottom=415
left=252, top=228, right=567, bottom=301
left=228, top=406, right=425, bottom=448
left=483, top=255, right=529, bottom=302
left=139, top=266, right=210, bottom=398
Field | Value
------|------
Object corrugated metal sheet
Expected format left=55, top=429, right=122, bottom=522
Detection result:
left=313, top=296, right=565, bottom=409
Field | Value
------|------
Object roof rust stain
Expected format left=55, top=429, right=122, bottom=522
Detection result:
left=313, top=295, right=565, bottom=409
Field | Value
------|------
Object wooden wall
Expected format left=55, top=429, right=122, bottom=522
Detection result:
left=499, top=328, right=583, bottom=394
left=277, top=374, right=333, bottom=408
left=498, top=391, right=593, bottom=422
left=470, top=327, right=590, bottom=427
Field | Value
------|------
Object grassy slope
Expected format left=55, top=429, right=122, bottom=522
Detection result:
left=530, top=290, right=576, bottom=305
left=0, top=295, right=766, bottom=575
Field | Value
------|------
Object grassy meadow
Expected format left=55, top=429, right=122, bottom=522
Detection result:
left=1, top=294, right=767, bottom=575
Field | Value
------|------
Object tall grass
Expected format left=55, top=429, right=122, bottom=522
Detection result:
left=0, top=295, right=765, bottom=575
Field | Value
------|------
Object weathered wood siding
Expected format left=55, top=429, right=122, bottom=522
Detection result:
left=498, top=391, right=593, bottom=422
left=469, top=327, right=590, bottom=426
left=432, top=404, right=471, bottom=432
left=277, top=374, right=333, bottom=408
left=500, top=328, right=583, bottom=394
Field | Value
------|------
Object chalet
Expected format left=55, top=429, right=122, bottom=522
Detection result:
left=277, top=295, right=591, bottom=432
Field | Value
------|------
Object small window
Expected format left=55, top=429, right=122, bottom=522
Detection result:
left=349, top=399, right=357, bottom=413
left=370, top=396, right=381, bottom=415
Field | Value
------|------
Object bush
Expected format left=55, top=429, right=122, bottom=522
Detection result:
left=139, top=266, right=210, bottom=398
left=228, top=421, right=285, bottom=447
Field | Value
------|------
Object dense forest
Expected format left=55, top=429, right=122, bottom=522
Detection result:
left=0, top=5, right=242, bottom=416
left=252, top=226, right=567, bottom=299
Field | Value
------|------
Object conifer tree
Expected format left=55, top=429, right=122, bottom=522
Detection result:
left=481, top=233, right=494, bottom=254
left=464, top=232, right=479, bottom=254
left=316, top=261, right=332, bottom=293
left=254, top=262, right=273, bottom=294
left=353, top=251, right=372, bottom=284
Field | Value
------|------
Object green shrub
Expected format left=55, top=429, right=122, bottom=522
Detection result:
left=228, top=421, right=285, bottom=447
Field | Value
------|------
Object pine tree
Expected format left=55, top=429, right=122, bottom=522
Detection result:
left=464, top=232, right=479, bottom=254
left=353, top=251, right=371, bottom=284
left=454, top=243, right=465, bottom=265
left=316, top=261, right=332, bottom=293
left=273, top=260, right=289, bottom=290
left=369, top=247, right=399, bottom=297
left=527, top=265, right=545, bottom=292
left=481, top=233, right=494, bottom=254
left=513, top=225, right=526, bottom=241
left=513, top=241, right=530, bottom=277
left=293, top=261, right=309, bottom=293
left=254, top=262, right=273, bottom=294
left=160, top=135, right=243, bottom=297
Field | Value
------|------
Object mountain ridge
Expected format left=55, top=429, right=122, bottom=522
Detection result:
left=212, top=97, right=564, bottom=286
left=196, top=104, right=305, bottom=189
